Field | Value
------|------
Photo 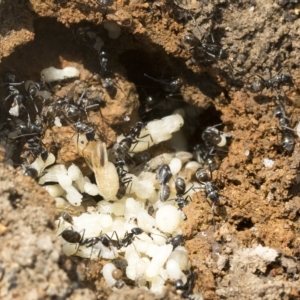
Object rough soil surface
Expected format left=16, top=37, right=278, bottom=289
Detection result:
left=1, top=0, right=300, bottom=299
left=0, top=164, right=96, bottom=300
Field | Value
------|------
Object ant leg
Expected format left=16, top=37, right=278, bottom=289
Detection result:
left=97, top=248, right=102, bottom=259
left=131, top=135, right=150, bottom=153
left=208, top=146, right=217, bottom=156
left=123, top=176, right=133, bottom=195
left=144, top=73, right=166, bottom=84
left=192, top=182, right=205, bottom=193
left=256, top=74, right=266, bottom=83
left=188, top=10, right=205, bottom=36
left=4, top=93, right=13, bottom=102
left=56, top=218, right=62, bottom=234
left=28, top=95, right=39, bottom=114
left=211, top=201, right=216, bottom=232
left=110, top=230, right=121, bottom=245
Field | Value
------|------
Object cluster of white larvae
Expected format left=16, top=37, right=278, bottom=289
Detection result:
left=32, top=110, right=203, bottom=294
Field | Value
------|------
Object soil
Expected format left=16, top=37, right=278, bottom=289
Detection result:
left=0, top=0, right=300, bottom=299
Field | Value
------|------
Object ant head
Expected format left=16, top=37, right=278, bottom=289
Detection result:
left=61, top=212, right=74, bottom=225
left=182, top=34, right=199, bottom=47
left=174, top=279, right=184, bottom=290
left=131, top=227, right=143, bottom=235
left=3, top=71, right=16, bottom=84
left=168, top=78, right=183, bottom=93
left=145, top=95, right=156, bottom=107
left=282, top=74, right=293, bottom=86
left=40, top=149, right=49, bottom=162
left=14, top=94, right=24, bottom=104
left=136, top=121, right=144, bottom=128
left=22, top=166, right=38, bottom=179
left=212, top=134, right=222, bottom=146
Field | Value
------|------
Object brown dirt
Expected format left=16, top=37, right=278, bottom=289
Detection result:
left=1, top=0, right=300, bottom=299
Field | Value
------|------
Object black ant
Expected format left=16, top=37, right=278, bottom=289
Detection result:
left=272, top=93, right=295, bottom=153
left=74, top=122, right=97, bottom=142
left=195, top=168, right=220, bottom=210
left=42, top=90, right=102, bottom=126
left=24, top=80, right=51, bottom=113
left=2, top=71, right=24, bottom=103
left=140, top=70, right=184, bottom=121
left=144, top=73, right=183, bottom=94
left=80, top=234, right=111, bottom=249
left=180, top=9, right=228, bottom=62
left=112, top=121, right=147, bottom=161
left=1, top=73, right=29, bottom=119
left=193, top=143, right=219, bottom=171
left=175, top=269, right=196, bottom=299
left=115, top=158, right=132, bottom=199
left=195, top=167, right=223, bottom=229
left=72, top=27, right=104, bottom=53
left=249, top=68, right=293, bottom=94
left=21, top=164, right=39, bottom=179
left=192, top=125, right=231, bottom=172
left=102, top=78, right=117, bottom=97
left=59, top=227, right=113, bottom=258
left=60, top=228, right=85, bottom=244
left=60, top=227, right=111, bottom=249
left=24, top=80, right=51, bottom=99
left=166, top=234, right=184, bottom=250
left=173, top=177, right=193, bottom=210
left=182, top=33, right=227, bottom=61
left=96, top=0, right=114, bottom=7
left=108, top=227, right=144, bottom=250
left=25, top=136, right=48, bottom=161
left=201, top=124, right=231, bottom=155
left=157, top=164, right=173, bottom=185
left=132, top=151, right=151, bottom=165
left=2, top=71, right=41, bottom=115
left=156, top=164, right=172, bottom=201
left=276, top=0, right=299, bottom=6
left=99, top=49, right=113, bottom=78
left=3, top=71, right=22, bottom=86
left=14, top=118, right=44, bottom=139
left=139, top=90, right=185, bottom=121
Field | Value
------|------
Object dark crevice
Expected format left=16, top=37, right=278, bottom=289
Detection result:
left=7, top=190, right=22, bottom=209
left=236, top=217, right=254, bottom=231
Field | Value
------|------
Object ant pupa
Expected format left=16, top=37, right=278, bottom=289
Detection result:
left=75, top=133, right=119, bottom=199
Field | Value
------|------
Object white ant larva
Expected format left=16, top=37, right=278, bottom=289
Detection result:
left=74, top=133, right=119, bottom=199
